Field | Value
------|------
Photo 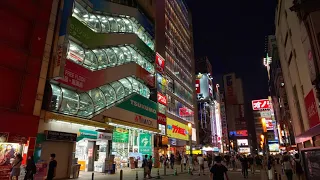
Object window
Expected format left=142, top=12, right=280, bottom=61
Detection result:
left=99, top=84, right=117, bottom=106
left=78, top=93, right=94, bottom=116
left=60, top=88, right=79, bottom=115
left=50, top=84, right=62, bottom=111
left=87, top=89, right=106, bottom=111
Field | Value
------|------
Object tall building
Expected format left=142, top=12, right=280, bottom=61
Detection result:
left=155, top=0, right=197, bottom=155
left=223, top=73, right=249, bottom=153
left=275, top=0, right=320, bottom=151
left=0, top=1, right=54, bottom=178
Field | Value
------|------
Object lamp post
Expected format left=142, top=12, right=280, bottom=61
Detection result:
left=188, top=123, right=192, bottom=156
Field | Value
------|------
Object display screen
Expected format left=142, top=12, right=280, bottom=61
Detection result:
left=268, top=142, right=279, bottom=152
left=237, top=139, right=249, bottom=146
left=302, top=149, right=320, bottom=180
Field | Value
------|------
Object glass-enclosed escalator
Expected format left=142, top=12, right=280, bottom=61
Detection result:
left=49, top=76, right=150, bottom=118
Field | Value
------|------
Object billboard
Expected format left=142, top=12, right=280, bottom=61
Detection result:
left=196, top=73, right=213, bottom=100
left=157, top=92, right=167, bottom=106
left=155, top=53, right=165, bottom=74
left=252, top=99, right=271, bottom=110
left=223, top=73, right=237, bottom=104
left=237, top=139, right=249, bottom=146
left=229, top=130, right=248, bottom=137
left=166, top=118, right=189, bottom=141
left=305, top=90, right=320, bottom=128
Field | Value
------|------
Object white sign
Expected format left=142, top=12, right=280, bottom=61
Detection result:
left=97, top=132, right=112, bottom=141
left=260, top=111, right=271, bottom=118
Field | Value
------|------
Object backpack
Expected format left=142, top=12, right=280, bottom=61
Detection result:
left=295, top=160, right=303, bottom=174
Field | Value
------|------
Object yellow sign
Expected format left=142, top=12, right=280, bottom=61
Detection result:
left=166, top=118, right=189, bottom=141
left=186, top=150, right=201, bottom=154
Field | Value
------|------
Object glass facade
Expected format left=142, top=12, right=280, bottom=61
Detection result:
left=49, top=77, right=150, bottom=117
left=67, top=40, right=154, bottom=74
left=167, top=94, right=194, bottom=122
left=72, top=2, right=154, bottom=50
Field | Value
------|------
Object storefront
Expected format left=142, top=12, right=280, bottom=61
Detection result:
left=0, top=133, right=29, bottom=179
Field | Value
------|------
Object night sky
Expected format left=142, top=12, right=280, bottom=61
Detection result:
left=188, top=0, right=277, bottom=103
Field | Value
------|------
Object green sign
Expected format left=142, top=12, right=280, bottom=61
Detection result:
left=77, top=129, right=97, bottom=141
left=139, top=133, right=152, bottom=155
left=116, top=94, right=157, bottom=119
left=112, top=128, right=129, bottom=143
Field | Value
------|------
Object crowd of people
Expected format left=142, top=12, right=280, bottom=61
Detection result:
left=156, top=152, right=305, bottom=180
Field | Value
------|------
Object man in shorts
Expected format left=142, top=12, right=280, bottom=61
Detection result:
left=197, top=154, right=205, bottom=176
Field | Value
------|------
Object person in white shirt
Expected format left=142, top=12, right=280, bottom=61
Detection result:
left=197, top=154, right=205, bottom=176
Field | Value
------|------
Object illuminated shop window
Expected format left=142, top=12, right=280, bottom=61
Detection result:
left=72, top=2, right=154, bottom=50
left=49, top=77, right=151, bottom=117
left=67, top=40, right=154, bottom=74
left=78, top=92, right=94, bottom=116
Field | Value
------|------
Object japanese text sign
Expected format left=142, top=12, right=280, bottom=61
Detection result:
left=252, top=99, right=271, bottom=110
left=157, top=92, right=167, bottom=106
left=156, top=53, right=165, bottom=74
left=166, top=118, right=189, bottom=141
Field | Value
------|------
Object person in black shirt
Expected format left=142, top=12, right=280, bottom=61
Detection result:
left=247, top=155, right=254, bottom=174
left=210, top=156, right=229, bottom=180
left=47, top=153, right=57, bottom=180
left=240, top=155, right=249, bottom=178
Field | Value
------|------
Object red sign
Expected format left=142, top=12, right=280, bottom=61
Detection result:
left=305, top=90, right=320, bottom=128
left=157, top=92, right=167, bottom=105
left=236, top=130, right=248, bottom=136
left=252, top=99, right=271, bottom=110
left=156, top=53, right=165, bottom=74
left=172, top=125, right=186, bottom=135
left=195, top=79, right=200, bottom=94
left=56, top=60, right=155, bottom=91
left=179, top=107, right=194, bottom=117
left=157, top=113, right=166, bottom=125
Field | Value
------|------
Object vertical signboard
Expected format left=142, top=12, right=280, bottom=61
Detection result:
left=139, top=133, right=152, bottom=156
left=52, top=0, right=74, bottom=78
left=156, top=53, right=165, bottom=74
left=305, top=90, right=320, bottom=128
left=223, top=73, right=237, bottom=104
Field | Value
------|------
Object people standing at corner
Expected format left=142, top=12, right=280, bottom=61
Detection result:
left=282, top=155, right=293, bottom=180
left=47, top=153, right=57, bottom=180
left=293, top=154, right=304, bottom=180
left=240, top=155, right=249, bottom=178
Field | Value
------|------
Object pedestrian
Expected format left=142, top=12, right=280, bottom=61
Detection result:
left=24, top=155, right=37, bottom=180
left=224, top=154, right=230, bottom=168
left=267, top=156, right=274, bottom=180
left=248, top=155, right=254, bottom=174
left=207, top=154, right=213, bottom=168
left=240, top=155, right=249, bottom=178
left=197, top=154, right=205, bottom=176
left=188, top=154, right=193, bottom=173
left=230, top=155, right=236, bottom=170
left=282, top=155, right=293, bottom=180
left=170, top=154, right=175, bottom=169
left=294, top=154, right=304, bottom=180
left=210, top=155, right=229, bottom=180
left=255, top=155, right=262, bottom=170
left=143, top=155, right=150, bottom=179
left=183, top=155, right=187, bottom=170
left=47, top=153, right=57, bottom=180
left=10, top=153, right=23, bottom=180
left=148, top=156, right=153, bottom=178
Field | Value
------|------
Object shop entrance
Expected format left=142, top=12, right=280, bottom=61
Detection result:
left=40, top=141, right=73, bottom=179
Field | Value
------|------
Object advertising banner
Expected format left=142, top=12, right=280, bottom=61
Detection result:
left=77, top=129, right=97, bottom=141
left=139, top=133, right=152, bottom=156
left=252, top=99, right=271, bottom=110
left=157, top=113, right=166, bottom=125
left=52, top=0, right=74, bottom=78
left=195, top=79, right=200, bottom=94
left=112, top=128, right=129, bottom=143
left=196, top=73, right=213, bottom=100
left=229, top=130, right=248, bottom=137
left=179, top=107, right=194, bottom=117
left=223, top=73, right=237, bottom=104
left=166, top=118, right=189, bottom=141
left=157, top=92, right=167, bottom=105
left=156, top=53, right=165, bottom=74
left=116, top=94, right=157, bottom=119
left=305, top=90, right=320, bottom=128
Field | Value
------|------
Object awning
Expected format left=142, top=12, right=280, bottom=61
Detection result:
left=295, top=123, right=320, bottom=143
left=105, top=117, right=160, bottom=134
left=44, top=111, right=113, bottom=130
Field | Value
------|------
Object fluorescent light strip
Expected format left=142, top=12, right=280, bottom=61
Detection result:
left=108, top=122, right=158, bottom=134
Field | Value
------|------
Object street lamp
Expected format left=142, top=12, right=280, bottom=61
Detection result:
left=188, top=123, right=192, bottom=156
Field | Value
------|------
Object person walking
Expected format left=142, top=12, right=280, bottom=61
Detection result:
left=248, top=155, right=255, bottom=174
left=143, top=155, right=150, bottom=179
left=230, top=155, right=236, bottom=170
left=148, top=156, right=153, bottom=178
left=255, top=155, right=262, bottom=170
left=182, top=155, right=187, bottom=170
left=267, top=156, right=275, bottom=180
left=197, top=154, right=205, bottom=176
left=240, top=155, right=249, bottom=178
left=10, top=153, right=23, bottom=180
left=207, top=154, right=213, bottom=168
left=210, top=156, right=229, bottom=180
left=24, top=155, right=36, bottom=180
left=170, top=154, right=175, bottom=169
left=188, top=154, right=194, bottom=174
left=47, top=153, right=57, bottom=180
left=294, top=154, right=304, bottom=180
left=282, top=155, right=293, bottom=180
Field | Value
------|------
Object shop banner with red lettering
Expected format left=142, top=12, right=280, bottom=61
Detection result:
left=56, top=60, right=155, bottom=91
left=157, top=92, right=167, bottom=106
left=157, top=113, right=166, bottom=125
left=304, top=90, right=320, bottom=128
left=156, top=53, right=165, bottom=74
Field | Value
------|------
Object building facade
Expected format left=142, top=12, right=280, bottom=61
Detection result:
left=275, top=0, right=320, bottom=151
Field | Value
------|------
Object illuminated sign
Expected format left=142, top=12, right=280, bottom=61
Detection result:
left=196, top=73, right=213, bottom=100
left=229, top=130, right=248, bottom=137
left=156, top=52, right=165, bottom=74
left=195, top=79, right=200, bottom=94
left=224, top=74, right=237, bottom=104
left=166, top=118, right=189, bottom=141
left=157, top=92, right=167, bottom=105
left=237, top=139, right=249, bottom=146
left=265, top=118, right=274, bottom=130
left=252, top=99, right=271, bottom=110
left=157, top=113, right=166, bottom=125
left=179, top=107, right=194, bottom=117
left=305, top=90, right=320, bottom=128
left=134, top=115, right=154, bottom=126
